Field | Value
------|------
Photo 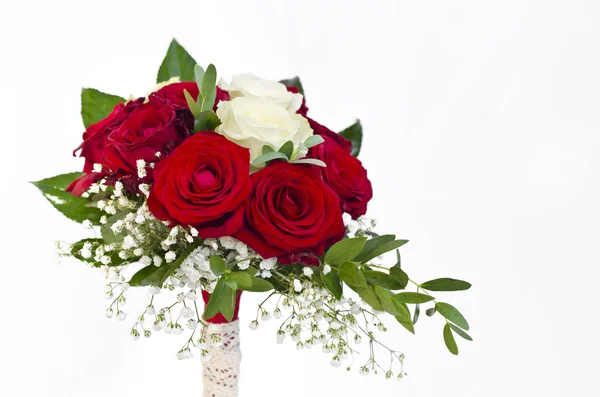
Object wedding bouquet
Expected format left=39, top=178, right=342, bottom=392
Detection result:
left=34, top=39, right=472, bottom=395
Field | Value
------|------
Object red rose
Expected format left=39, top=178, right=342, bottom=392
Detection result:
left=149, top=82, right=230, bottom=111
left=310, top=136, right=372, bottom=219
left=75, top=98, right=144, bottom=173
left=306, top=117, right=352, bottom=153
left=104, top=101, right=188, bottom=174
left=147, top=132, right=252, bottom=238
left=234, top=162, right=345, bottom=265
left=286, top=86, right=309, bottom=116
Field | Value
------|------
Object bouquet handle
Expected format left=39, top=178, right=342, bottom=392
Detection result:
left=202, top=320, right=241, bottom=397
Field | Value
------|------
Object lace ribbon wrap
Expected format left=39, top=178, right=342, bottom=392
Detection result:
left=202, top=320, right=241, bottom=397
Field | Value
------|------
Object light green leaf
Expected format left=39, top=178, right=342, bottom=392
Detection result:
left=201, top=64, right=217, bottom=97
left=449, top=324, right=473, bottom=341
left=374, top=285, right=402, bottom=317
left=397, top=315, right=415, bottom=334
left=339, top=120, right=363, bottom=157
left=436, top=302, right=470, bottom=330
left=81, top=88, right=124, bottom=128
left=351, top=285, right=383, bottom=311
left=354, top=235, right=396, bottom=263
left=304, top=135, right=325, bottom=148
left=252, top=151, right=289, bottom=166
left=363, top=270, right=404, bottom=290
left=421, top=278, right=472, bottom=292
left=290, top=158, right=327, bottom=167
left=321, top=268, right=343, bottom=300
left=194, top=64, right=205, bottom=93
left=228, top=272, right=252, bottom=290
left=210, top=255, right=227, bottom=276
left=184, top=89, right=201, bottom=118
left=444, top=323, right=459, bottom=355
left=244, top=276, right=274, bottom=292
left=392, top=292, right=435, bottom=304
left=339, top=262, right=368, bottom=288
left=31, top=172, right=103, bottom=224
left=220, top=285, right=237, bottom=321
left=201, top=88, right=217, bottom=112
left=157, top=38, right=197, bottom=83
left=203, top=278, right=226, bottom=319
left=413, top=304, right=420, bottom=325
left=224, top=279, right=238, bottom=290
left=262, top=145, right=275, bottom=154
left=279, top=76, right=304, bottom=95
left=324, top=237, right=367, bottom=265
left=100, top=211, right=130, bottom=244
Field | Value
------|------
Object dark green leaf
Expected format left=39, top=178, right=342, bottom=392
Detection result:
left=278, top=141, right=294, bottom=159
left=426, top=307, right=437, bottom=317
left=363, top=270, right=404, bottom=290
left=389, top=267, right=409, bottom=289
left=31, top=172, right=103, bottom=224
left=321, top=268, right=343, bottom=300
left=421, top=278, right=472, bottom=292
left=252, top=151, right=289, bottom=166
left=443, top=323, right=459, bottom=355
left=354, top=235, right=396, bottom=263
left=391, top=296, right=412, bottom=321
left=210, top=255, right=226, bottom=276
left=228, top=272, right=252, bottom=290
left=243, top=276, right=274, bottom=292
left=436, top=302, right=469, bottom=330
left=358, top=239, right=409, bottom=263
left=397, top=315, right=415, bottom=334
left=374, top=285, right=402, bottom=317
left=220, top=285, right=237, bottom=321
left=339, top=120, right=363, bottom=157
left=129, top=265, right=171, bottom=287
left=157, top=38, right=197, bottom=83
left=81, top=88, right=125, bottom=128
left=203, top=278, right=226, bottom=319
left=324, top=237, right=367, bottom=265
left=279, top=76, right=304, bottom=95
left=392, top=292, right=435, bottom=304
left=413, top=304, right=420, bottom=325
left=193, top=111, right=221, bottom=133
left=100, top=211, right=130, bottom=244
left=339, top=262, right=367, bottom=288
left=449, top=323, right=473, bottom=341
left=394, top=249, right=401, bottom=269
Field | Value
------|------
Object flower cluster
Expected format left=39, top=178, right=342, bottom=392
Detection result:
left=37, top=39, right=473, bottom=379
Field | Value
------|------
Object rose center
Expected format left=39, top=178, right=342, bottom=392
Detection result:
left=192, top=168, right=217, bottom=190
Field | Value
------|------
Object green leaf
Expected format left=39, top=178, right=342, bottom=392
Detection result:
left=279, top=76, right=304, bottom=95
left=363, top=270, right=404, bottom=290
left=449, top=323, right=473, bottom=341
left=397, top=315, right=415, bottom=334
left=129, top=264, right=171, bottom=287
left=394, top=249, right=401, bottom=269
left=339, top=120, right=363, bottom=157
left=228, top=272, right=252, bottom=290
left=184, top=89, right=201, bottom=118
left=210, top=255, right=227, bottom=276
left=194, top=64, right=205, bottom=92
left=262, top=145, right=275, bottom=154
left=70, top=238, right=129, bottom=267
left=243, top=276, right=274, bottom=292
left=321, top=268, right=343, bottom=300
left=374, top=285, right=402, bottom=317
left=193, top=111, right=221, bottom=133
left=81, top=88, right=125, bottom=128
left=443, top=323, right=459, bottom=355
left=392, top=292, right=435, bottom=304
left=243, top=267, right=258, bottom=277
left=304, top=135, right=325, bottom=148
left=435, top=302, right=469, bottom=330
left=351, top=285, right=383, bottom=311
left=278, top=141, right=294, bottom=159
left=252, top=151, right=289, bottom=166
left=324, top=237, right=367, bottom=264
left=201, top=88, right=217, bottom=112
left=100, top=211, right=130, bottom=244
left=31, top=172, right=103, bottom=224
left=339, top=262, right=367, bottom=288
left=220, top=285, right=237, bottom=321
left=426, top=307, right=437, bottom=317
left=358, top=239, right=409, bottom=263
left=389, top=267, right=409, bottom=289
left=203, top=278, right=226, bottom=319
left=157, top=38, right=197, bottom=83
left=354, top=235, right=396, bottom=263
left=224, top=279, right=238, bottom=290
left=290, top=158, right=327, bottom=167
left=413, top=304, right=420, bottom=325
left=421, top=278, right=472, bottom=292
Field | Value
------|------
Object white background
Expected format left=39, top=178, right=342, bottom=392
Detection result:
left=1, top=0, right=599, bottom=396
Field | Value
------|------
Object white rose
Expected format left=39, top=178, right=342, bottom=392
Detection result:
left=216, top=97, right=313, bottom=161
left=219, top=73, right=303, bottom=114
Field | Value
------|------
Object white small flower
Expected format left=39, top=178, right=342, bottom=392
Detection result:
left=360, top=366, right=370, bottom=375
left=136, top=159, right=147, bottom=178
left=100, top=255, right=111, bottom=265
left=140, top=256, right=152, bottom=266
left=133, top=247, right=144, bottom=256
left=149, top=286, right=161, bottom=296
left=80, top=248, right=92, bottom=259
left=146, top=306, right=156, bottom=315
left=261, top=312, right=272, bottom=321
left=153, top=255, right=163, bottom=267
left=351, top=303, right=361, bottom=315
left=181, top=307, right=194, bottom=319
left=116, top=311, right=127, bottom=321
left=330, top=357, right=342, bottom=368
left=261, top=270, right=272, bottom=278
left=293, top=279, right=303, bottom=292
left=135, top=214, right=145, bottom=224
left=249, top=320, right=259, bottom=330
left=165, top=251, right=176, bottom=263
left=237, top=260, right=250, bottom=270
left=82, top=219, right=92, bottom=229
left=138, top=183, right=150, bottom=196
left=303, top=267, right=314, bottom=277
left=322, top=264, right=332, bottom=275
left=187, top=319, right=198, bottom=330
left=273, top=308, right=282, bottom=319
left=190, top=227, right=198, bottom=237
left=259, top=257, right=277, bottom=270
left=219, top=236, right=237, bottom=250
left=92, top=163, right=103, bottom=173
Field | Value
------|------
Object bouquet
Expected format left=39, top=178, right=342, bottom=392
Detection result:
left=34, top=39, right=472, bottom=396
